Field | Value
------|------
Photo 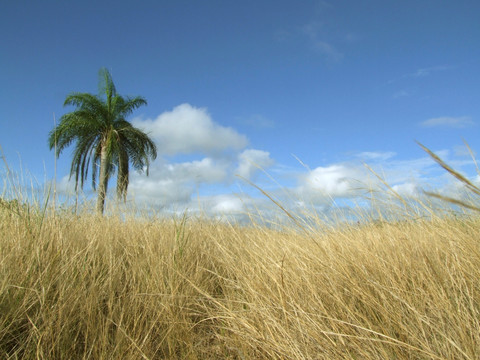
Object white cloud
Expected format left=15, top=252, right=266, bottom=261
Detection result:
left=132, top=103, right=248, bottom=155
left=236, top=149, right=274, bottom=180
left=127, top=105, right=278, bottom=209
left=127, top=147, right=276, bottom=207
left=292, top=150, right=456, bottom=206
left=128, top=177, right=192, bottom=206
left=164, top=158, right=228, bottom=184
left=128, top=157, right=230, bottom=206
left=391, top=182, right=421, bottom=198
left=211, top=195, right=244, bottom=214
left=299, top=164, right=359, bottom=199
left=55, top=175, right=76, bottom=194
left=419, top=116, right=474, bottom=128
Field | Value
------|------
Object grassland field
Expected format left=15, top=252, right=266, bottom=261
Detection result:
left=0, top=190, right=479, bottom=359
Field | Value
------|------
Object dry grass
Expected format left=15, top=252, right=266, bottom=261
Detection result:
left=0, top=199, right=479, bottom=360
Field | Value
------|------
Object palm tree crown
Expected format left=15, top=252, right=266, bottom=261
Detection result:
left=49, top=68, right=157, bottom=214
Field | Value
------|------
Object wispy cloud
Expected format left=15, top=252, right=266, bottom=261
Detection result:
left=388, top=65, right=453, bottom=84
left=392, top=90, right=411, bottom=99
left=273, top=29, right=292, bottom=43
left=419, top=116, right=474, bottom=128
left=314, top=0, right=333, bottom=10
left=275, top=2, right=345, bottom=62
left=311, top=40, right=343, bottom=61
left=301, top=21, right=343, bottom=62
left=409, top=65, right=452, bottom=78
left=355, top=151, right=396, bottom=161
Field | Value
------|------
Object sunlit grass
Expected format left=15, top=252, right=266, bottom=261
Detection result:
left=1, top=194, right=479, bottom=359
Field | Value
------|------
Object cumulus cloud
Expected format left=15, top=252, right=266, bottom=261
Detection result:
left=298, top=164, right=360, bottom=200
left=164, top=158, right=228, bottom=184
left=60, top=140, right=479, bottom=221
left=91, top=99, right=480, bottom=219
left=132, top=103, right=248, bottom=155
left=127, top=148, right=276, bottom=208
left=419, top=116, right=474, bottom=128
left=236, top=149, right=274, bottom=180
left=129, top=177, right=192, bottom=206
left=292, top=151, right=454, bottom=206
left=210, top=195, right=244, bottom=214
left=126, top=104, right=281, bottom=210
left=128, top=157, right=230, bottom=207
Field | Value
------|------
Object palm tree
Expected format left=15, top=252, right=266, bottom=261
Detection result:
left=49, top=68, right=157, bottom=215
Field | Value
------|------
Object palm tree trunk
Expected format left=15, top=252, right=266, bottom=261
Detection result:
left=96, top=146, right=109, bottom=215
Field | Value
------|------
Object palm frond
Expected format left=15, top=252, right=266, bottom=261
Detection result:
left=117, top=96, right=148, bottom=117
left=64, top=93, right=103, bottom=112
left=49, top=113, right=100, bottom=155
left=70, top=133, right=99, bottom=191
left=98, top=68, right=117, bottom=114
left=121, top=126, right=157, bottom=173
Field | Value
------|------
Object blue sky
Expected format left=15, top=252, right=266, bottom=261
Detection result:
left=1, top=1, right=479, bottom=218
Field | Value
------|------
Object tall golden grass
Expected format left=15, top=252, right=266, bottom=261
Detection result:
left=1, top=195, right=479, bottom=359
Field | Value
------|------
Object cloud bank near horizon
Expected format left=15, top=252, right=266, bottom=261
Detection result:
left=51, top=104, right=479, bottom=220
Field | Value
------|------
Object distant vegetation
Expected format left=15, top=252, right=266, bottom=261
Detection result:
left=0, top=197, right=23, bottom=213
left=48, top=68, right=157, bottom=215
